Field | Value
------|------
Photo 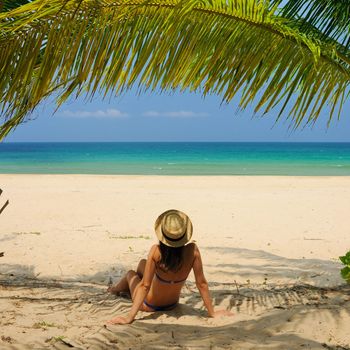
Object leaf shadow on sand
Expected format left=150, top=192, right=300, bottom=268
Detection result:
left=0, top=248, right=349, bottom=350
left=95, top=308, right=350, bottom=350
left=202, top=246, right=344, bottom=287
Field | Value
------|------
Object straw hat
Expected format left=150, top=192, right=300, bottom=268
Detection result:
left=154, top=209, right=193, bottom=247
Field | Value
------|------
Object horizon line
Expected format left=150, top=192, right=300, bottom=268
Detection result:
left=2, top=141, right=350, bottom=144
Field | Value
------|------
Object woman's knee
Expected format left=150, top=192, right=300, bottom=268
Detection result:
left=126, top=269, right=137, bottom=281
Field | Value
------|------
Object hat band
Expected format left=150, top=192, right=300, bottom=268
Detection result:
left=162, top=229, right=186, bottom=242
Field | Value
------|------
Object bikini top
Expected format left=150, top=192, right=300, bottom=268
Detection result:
left=155, top=271, right=187, bottom=284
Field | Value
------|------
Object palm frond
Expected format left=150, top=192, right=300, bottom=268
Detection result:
left=271, top=0, right=350, bottom=50
left=0, top=0, right=349, bottom=140
left=1, top=0, right=34, bottom=12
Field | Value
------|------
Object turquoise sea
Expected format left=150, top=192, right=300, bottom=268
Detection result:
left=0, top=142, right=350, bottom=175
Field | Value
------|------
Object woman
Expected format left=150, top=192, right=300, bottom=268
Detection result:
left=107, top=209, right=232, bottom=324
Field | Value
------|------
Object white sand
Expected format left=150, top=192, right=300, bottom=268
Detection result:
left=0, top=175, right=349, bottom=349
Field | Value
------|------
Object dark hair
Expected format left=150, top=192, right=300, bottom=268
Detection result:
left=157, top=241, right=184, bottom=272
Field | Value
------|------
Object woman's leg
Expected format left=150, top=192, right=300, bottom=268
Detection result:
left=126, top=270, right=141, bottom=300
left=128, top=257, right=147, bottom=299
left=108, top=259, right=146, bottom=295
left=126, top=266, right=153, bottom=312
left=136, top=259, right=146, bottom=279
left=107, top=274, right=130, bottom=295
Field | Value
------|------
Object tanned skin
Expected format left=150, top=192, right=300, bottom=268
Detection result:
left=107, top=243, right=233, bottom=324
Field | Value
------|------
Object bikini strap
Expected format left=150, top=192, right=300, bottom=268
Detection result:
left=155, top=272, right=187, bottom=284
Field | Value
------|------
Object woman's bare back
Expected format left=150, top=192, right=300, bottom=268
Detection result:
left=145, top=243, right=196, bottom=307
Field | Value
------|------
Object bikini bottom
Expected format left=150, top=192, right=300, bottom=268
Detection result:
left=143, top=299, right=178, bottom=311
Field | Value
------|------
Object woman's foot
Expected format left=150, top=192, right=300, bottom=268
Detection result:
left=107, top=284, right=120, bottom=295
left=107, top=273, right=132, bottom=296
left=107, top=284, right=130, bottom=298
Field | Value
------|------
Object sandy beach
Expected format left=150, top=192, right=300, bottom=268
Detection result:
left=0, top=174, right=349, bottom=349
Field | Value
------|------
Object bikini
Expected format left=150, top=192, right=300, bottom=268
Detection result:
left=143, top=299, right=178, bottom=311
left=143, top=272, right=187, bottom=311
left=154, top=272, right=187, bottom=285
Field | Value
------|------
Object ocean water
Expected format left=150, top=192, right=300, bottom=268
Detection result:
left=0, top=142, right=350, bottom=175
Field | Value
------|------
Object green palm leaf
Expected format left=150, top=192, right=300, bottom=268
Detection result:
left=0, top=0, right=349, bottom=140
left=1, top=1, right=33, bottom=12
left=271, top=0, right=350, bottom=50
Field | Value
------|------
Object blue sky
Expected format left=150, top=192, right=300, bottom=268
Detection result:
left=5, top=87, right=350, bottom=142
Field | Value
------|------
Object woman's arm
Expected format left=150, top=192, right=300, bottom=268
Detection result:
left=192, top=244, right=215, bottom=317
left=107, top=245, right=157, bottom=324
left=192, top=244, right=233, bottom=318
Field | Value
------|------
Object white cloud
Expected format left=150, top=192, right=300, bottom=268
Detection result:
left=60, top=109, right=128, bottom=119
left=142, top=110, right=209, bottom=118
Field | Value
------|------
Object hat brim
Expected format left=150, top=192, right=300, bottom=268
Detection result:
left=154, top=209, right=193, bottom=248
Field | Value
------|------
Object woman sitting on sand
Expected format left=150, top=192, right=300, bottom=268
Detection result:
left=107, top=209, right=232, bottom=324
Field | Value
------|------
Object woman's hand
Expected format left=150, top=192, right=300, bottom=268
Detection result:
left=106, top=315, right=133, bottom=325
left=211, top=309, right=234, bottom=318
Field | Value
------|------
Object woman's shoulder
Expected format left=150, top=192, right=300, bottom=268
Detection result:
left=186, top=242, right=199, bottom=252
left=149, top=244, right=161, bottom=261
left=184, top=242, right=200, bottom=260
left=149, top=242, right=199, bottom=258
